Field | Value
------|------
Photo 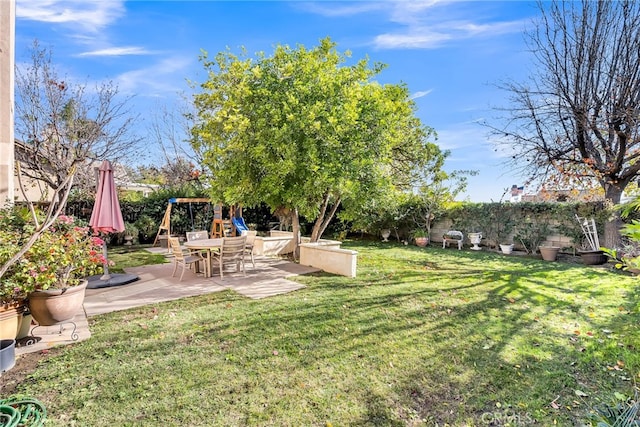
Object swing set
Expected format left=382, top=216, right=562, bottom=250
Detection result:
left=153, top=198, right=248, bottom=247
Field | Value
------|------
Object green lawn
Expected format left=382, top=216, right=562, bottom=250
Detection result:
left=106, top=244, right=167, bottom=273
left=13, top=241, right=640, bottom=426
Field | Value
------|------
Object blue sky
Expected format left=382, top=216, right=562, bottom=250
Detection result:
left=14, top=0, right=542, bottom=202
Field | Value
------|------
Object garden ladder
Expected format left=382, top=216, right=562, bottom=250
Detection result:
left=575, top=214, right=600, bottom=251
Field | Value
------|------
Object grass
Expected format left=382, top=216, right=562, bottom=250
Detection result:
left=106, top=244, right=167, bottom=273
left=12, top=241, right=640, bottom=426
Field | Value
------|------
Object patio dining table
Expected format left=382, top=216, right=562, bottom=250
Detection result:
left=184, top=238, right=223, bottom=278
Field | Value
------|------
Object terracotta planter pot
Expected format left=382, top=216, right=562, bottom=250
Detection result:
left=29, top=280, right=88, bottom=326
left=17, top=313, right=33, bottom=339
left=0, top=302, right=25, bottom=340
left=539, top=246, right=560, bottom=262
left=414, top=237, right=429, bottom=247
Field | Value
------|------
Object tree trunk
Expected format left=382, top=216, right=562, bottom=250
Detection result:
left=310, top=193, right=341, bottom=243
left=291, top=208, right=301, bottom=260
left=603, top=184, right=624, bottom=249
left=310, top=194, right=329, bottom=243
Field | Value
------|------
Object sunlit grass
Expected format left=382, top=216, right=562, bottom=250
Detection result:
left=13, top=241, right=640, bottom=426
left=106, top=244, right=167, bottom=273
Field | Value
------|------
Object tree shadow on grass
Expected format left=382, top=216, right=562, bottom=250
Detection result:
left=19, top=242, right=639, bottom=425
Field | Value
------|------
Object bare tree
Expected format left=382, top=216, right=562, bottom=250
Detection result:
left=0, top=40, right=141, bottom=280
left=15, top=40, right=142, bottom=201
left=489, top=1, right=640, bottom=247
left=143, top=101, right=202, bottom=187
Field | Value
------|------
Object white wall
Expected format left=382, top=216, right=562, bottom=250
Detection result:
left=0, top=0, right=15, bottom=204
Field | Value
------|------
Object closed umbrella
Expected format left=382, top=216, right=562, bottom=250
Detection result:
left=88, top=160, right=137, bottom=288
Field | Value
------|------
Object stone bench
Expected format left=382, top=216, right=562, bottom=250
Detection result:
left=442, top=230, right=464, bottom=250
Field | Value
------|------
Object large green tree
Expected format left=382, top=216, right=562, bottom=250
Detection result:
left=190, top=38, right=442, bottom=251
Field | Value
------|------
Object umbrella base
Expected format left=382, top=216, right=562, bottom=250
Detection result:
left=86, top=274, right=139, bottom=289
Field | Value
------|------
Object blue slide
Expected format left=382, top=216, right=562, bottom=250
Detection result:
left=232, top=216, right=249, bottom=234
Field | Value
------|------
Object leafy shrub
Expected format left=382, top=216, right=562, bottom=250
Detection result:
left=0, top=210, right=104, bottom=303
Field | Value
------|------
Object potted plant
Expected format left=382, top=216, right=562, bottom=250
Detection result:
left=481, top=202, right=516, bottom=252
left=539, top=245, right=560, bottom=261
left=499, top=242, right=515, bottom=255
left=514, top=220, right=553, bottom=255
left=16, top=307, right=32, bottom=339
left=0, top=302, right=24, bottom=341
left=516, top=219, right=560, bottom=261
left=412, top=229, right=429, bottom=247
left=1, top=212, right=105, bottom=327
left=1, top=208, right=31, bottom=339
left=135, top=215, right=157, bottom=244
left=493, top=207, right=516, bottom=254
left=495, top=212, right=515, bottom=254
left=123, top=222, right=138, bottom=246
left=373, top=199, right=402, bottom=243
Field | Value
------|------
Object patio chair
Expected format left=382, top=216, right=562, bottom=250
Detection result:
left=241, top=230, right=257, bottom=269
left=169, top=237, right=204, bottom=281
left=212, top=235, right=247, bottom=279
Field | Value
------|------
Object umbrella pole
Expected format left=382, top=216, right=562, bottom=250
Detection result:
left=100, top=243, right=111, bottom=280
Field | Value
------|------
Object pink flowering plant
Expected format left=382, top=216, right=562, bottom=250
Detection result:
left=0, top=209, right=104, bottom=304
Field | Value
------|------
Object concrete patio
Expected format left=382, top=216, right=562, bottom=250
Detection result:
left=14, top=256, right=320, bottom=356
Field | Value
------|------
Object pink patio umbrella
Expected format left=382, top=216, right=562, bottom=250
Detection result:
left=88, top=160, right=133, bottom=286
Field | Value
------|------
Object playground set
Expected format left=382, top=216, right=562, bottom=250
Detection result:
left=152, top=198, right=249, bottom=247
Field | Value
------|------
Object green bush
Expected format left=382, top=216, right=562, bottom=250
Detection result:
left=135, top=215, right=157, bottom=244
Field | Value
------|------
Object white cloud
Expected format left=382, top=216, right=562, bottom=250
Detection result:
left=374, top=30, right=451, bottom=49
left=115, top=56, right=194, bottom=96
left=410, top=89, right=433, bottom=100
left=369, top=1, right=528, bottom=50
left=387, top=0, right=451, bottom=25
left=454, top=20, right=527, bottom=37
left=374, top=19, right=527, bottom=49
left=295, top=2, right=385, bottom=17
left=16, top=0, right=125, bottom=31
left=77, top=47, right=154, bottom=57
left=299, top=0, right=526, bottom=50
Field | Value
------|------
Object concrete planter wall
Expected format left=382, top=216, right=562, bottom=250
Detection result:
left=299, top=243, right=357, bottom=277
left=254, top=231, right=358, bottom=277
left=253, top=231, right=342, bottom=256
left=254, top=231, right=297, bottom=256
